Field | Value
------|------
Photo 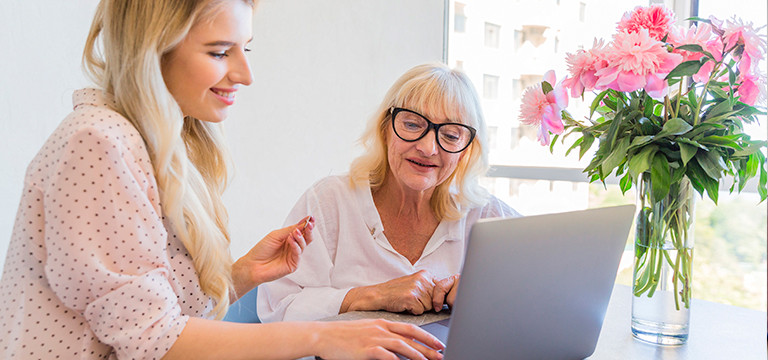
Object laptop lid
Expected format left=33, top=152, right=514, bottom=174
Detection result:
left=442, top=204, right=635, bottom=360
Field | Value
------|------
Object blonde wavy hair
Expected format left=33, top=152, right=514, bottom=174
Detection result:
left=349, top=63, right=490, bottom=221
left=83, top=0, right=254, bottom=319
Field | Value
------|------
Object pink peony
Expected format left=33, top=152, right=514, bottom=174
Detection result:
left=617, top=4, right=676, bottom=41
left=519, top=70, right=568, bottom=145
left=594, top=29, right=683, bottom=99
left=689, top=38, right=725, bottom=83
left=668, top=23, right=724, bottom=83
left=720, top=17, right=767, bottom=75
left=736, top=72, right=767, bottom=106
left=562, top=39, right=610, bottom=98
left=668, top=23, right=713, bottom=62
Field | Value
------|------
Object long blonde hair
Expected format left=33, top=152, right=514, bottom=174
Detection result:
left=82, top=0, right=254, bottom=319
left=350, top=63, right=490, bottom=221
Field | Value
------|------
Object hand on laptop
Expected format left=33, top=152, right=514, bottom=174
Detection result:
left=340, top=270, right=460, bottom=316
left=311, top=319, right=445, bottom=360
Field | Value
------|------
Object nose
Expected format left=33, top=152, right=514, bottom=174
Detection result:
left=414, top=129, right=439, bottom=156
left=229, top=51, right=253, bottom=86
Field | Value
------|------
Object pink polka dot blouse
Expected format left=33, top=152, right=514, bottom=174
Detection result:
left=0, top=89, right=213, bottom=359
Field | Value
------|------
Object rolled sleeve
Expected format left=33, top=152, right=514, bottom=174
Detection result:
left=43, top=126, right=185, bottom=359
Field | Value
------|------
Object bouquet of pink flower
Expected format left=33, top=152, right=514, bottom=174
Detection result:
left=518, top=4, right=767, bottom=321
left=520, top=4, right=767, bottom=203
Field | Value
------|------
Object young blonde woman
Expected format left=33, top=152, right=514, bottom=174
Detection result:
left=0, top=1, right=443, bottom=359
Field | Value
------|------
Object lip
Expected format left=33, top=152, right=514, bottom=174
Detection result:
left=406, top=158, right=439, bottom=171
left=210, top=87, right=237, bottom=105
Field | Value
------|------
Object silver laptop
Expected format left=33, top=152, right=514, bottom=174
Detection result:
left=424, top=205, right=635, bottom=360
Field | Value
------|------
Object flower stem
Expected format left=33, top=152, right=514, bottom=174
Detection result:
left=693, top=61, right=722, bottom=126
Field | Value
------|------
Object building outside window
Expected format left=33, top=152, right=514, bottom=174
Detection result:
left=483, top=74, right=499, bottom=99
left=454, top=2, right=467, bottom=33
left=484, top=22, right=501, bottom=48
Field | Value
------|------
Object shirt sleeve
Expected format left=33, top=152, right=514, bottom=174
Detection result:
left=481, top=195, right=523, bottom=219
left=42, top=126, right=187, bottom=360
left=257, top=179, right=353, bottom=322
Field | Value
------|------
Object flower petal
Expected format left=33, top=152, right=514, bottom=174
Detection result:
left=616, top=71, right=645, bottom=92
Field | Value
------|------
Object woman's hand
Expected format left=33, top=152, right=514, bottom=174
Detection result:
left=232, top=216, right=314, bottom=298
left=341, top=270, right=438, bottom=315
left=431, top=274, right=460, bottom=312
left=314, top=319, right=444, bottom=360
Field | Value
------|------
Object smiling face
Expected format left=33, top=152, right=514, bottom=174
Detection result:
left=161, top=1, right=254, bottom=123
left=385, top=106, right=466, bottom=196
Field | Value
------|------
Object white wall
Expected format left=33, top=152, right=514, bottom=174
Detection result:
left=0, top=0, right=445, bottom=269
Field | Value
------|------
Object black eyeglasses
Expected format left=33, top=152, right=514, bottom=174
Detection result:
left=390, top=107, right=476, bottom=153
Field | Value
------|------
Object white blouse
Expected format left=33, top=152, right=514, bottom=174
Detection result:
left=0, top=89, right=212, bottom=360
left=257, top=175, right=521, bottom=322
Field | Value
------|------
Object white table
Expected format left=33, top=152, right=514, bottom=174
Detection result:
left=318, top=285, right=767, bottom=359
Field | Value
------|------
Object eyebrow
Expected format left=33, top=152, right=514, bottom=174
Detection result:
left=204, top=37, right=254, bottom=47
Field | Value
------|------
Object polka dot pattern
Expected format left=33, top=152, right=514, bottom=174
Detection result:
left=0, top=89, right=213, bottom=359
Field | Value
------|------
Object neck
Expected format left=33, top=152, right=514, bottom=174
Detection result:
left=373, top=174, right=435, bottom=222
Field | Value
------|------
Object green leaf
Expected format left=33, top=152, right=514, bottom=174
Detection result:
left=697, top=150, right=727, bottom=179
left=549, top=134, right=568, bottom=156
left=686, top=122, right=726, bottom=140
left=638, top=117, right=661, bottom=135
left=628, top=146, right=658, bottom=179
left=728, top=65, right=736, bottom=88
left=679, top=142, right=698, bottom=166
left=676, top=137, right=706, bottom=149
left=590, top=90, right=610, bottom=119
left=619, top=173, right=633, bottom=194
left=542, top=81, right=553, bottom=94
left=759, top=153, right=768, bottom=202
left=733, top=141, right=767, bottom=157
left=689, top=159, right=720, bottom=203
left=602, top=136, right=630, bottom=176
left=687, top=90, right=698, bottom=108
left=656, top=118, right=693, bottom=138
left=579, top=134, right=596, bottom=159
left=666, top=60, right=704, bottom=79
left=705, top=99, right=733, bottom=120
left=605, top=112, right=623, bottom=149
left=564, top=136, right=582, bottom=156
left=700, top=135, right=744, bottom=150
left=686, top=16, right=710, bottom=23
left=650, top=153, right=672, bottom=202
left=628, top=135, right=655, bottom=152
left=675, top=44, right=704, bottom=52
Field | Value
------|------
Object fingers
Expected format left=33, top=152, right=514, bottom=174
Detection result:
left=296, top=215, right=315, bottom=247
left=411, top=271, right=436, bottom=314
left=445, top=275, right=460, bottom=308
left=384, top=321, right=445, bottom=359
left=431, top=275, right=459, bottom=312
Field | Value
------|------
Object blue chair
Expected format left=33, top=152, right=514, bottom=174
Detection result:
left=223, top=286, right=261, bottom=323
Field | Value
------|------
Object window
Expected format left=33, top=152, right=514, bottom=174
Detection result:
left=509, top=127, right=520, bottom=149
left=488, top=126, right=498, bottom=149
left=513, top=29, right=524, bottom=50
left=454, top=2, right=466, bottom=33
left=512, top=78, right=522, bottom=99
left=579, top=2, right=586, bottom=22
left=482, top=74, right=499, bottom=99
left=484, top=22, right=501, bottom=48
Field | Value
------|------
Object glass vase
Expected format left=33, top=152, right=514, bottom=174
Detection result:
left=631, top=172, right=695, bottom=345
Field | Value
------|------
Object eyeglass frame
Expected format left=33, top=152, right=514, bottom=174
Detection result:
left=389, top=107, right=477, bottom=154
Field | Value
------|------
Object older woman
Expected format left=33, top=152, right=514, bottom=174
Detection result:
left=257, top=63, right=521, bottom=322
